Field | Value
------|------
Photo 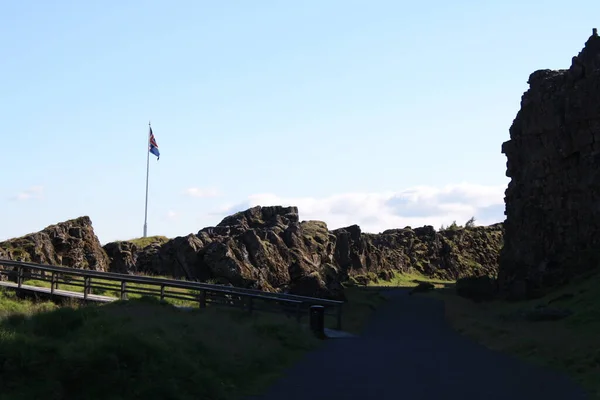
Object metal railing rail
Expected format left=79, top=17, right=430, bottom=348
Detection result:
left=0, top=258, right=344, bottom=329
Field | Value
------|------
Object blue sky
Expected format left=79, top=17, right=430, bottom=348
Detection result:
left=1, top=1, right=598, bottom=244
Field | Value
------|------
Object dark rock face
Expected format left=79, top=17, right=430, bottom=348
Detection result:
left=499, top=29, right=600, bottom=299
left=0, top=216, right=109, bottom=271
left=102, top=241, right=138, bottom=274
left=104, top=206, right=503, bottom=300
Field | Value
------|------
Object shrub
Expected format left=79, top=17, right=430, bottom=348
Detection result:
left=465, top=216, right=476, bottom=228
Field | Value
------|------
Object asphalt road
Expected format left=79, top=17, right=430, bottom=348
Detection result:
left=248, top=289, right=589, bottom=400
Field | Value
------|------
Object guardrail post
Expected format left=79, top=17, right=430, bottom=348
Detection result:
left=199, top=290, right=207, bottom=308
left=120, top=281, right=128, bottom=300
left=50, top=272, right=56, bottom=294
left=160, top=285, right=165, bottom=301
left=309, top=305, right=326, bottom=339
left=17, top=266, right=23, bottom=288
left=83, top=277, right=91, bottom=300
left=295, top=302, right=302, bottom=323
left=246, top=297, right=253, bottom=314
left=336, top=304, right=343, bottom=331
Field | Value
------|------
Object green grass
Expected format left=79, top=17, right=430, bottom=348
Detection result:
left=0, top=284, right=385, bottom=399
left=125, top=235, right=170, bottom=249
left=0, top=291, right=319, bottom=400
left=428, top=272, right=600, bottom=399
left=0, top=290, right=60, bottom=318
left=22, top=277, right=199, bottom=307
left=20, top=276, right=387, bottom=333
left=367, top=271, right=454, bottom=288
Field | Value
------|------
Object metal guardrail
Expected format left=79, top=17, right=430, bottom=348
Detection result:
left=0, top=259, right=344, bottom=329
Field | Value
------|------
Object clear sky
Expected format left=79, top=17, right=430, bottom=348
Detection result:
left=1, top=1, right=599, bottom=244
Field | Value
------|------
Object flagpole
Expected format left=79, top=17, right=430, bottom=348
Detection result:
left=143, top=121, right=151, bottom=238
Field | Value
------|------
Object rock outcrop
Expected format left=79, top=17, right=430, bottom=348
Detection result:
left=499, top=29, right=600, bottom=299
left=104, top=206, right=504, bottom=299
left=0, top=216, right=109, bottom=271
left=0, top=208, right=503, bottom=300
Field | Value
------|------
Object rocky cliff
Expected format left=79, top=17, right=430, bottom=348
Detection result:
left=0, top=208, right=503, bottom=299
left=104, top=206, right=503, bottom=299
left=499, top=29, right=600, bottom=299
left=0, top=216, right=109, bottom=271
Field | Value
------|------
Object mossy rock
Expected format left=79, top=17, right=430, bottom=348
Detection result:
left=351, top=275, right=370, bottom=286
left=377, top=270, right=394, bottom=281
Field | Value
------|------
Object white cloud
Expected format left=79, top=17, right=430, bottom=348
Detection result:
left=167, top=210, right=178, bottom=219
left=183, top=187, right=220, bottom=198
left=12, top=186, right=44, bottom=201
left=214, top=183, right=506, bottom=233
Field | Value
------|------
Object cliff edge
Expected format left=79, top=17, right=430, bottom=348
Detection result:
left=500, top=28, right=600, bottom=298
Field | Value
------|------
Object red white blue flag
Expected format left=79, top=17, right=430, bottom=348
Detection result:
left=149, top=127, right=160, bottom=160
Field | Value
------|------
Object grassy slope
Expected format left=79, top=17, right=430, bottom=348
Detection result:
left=367, top=271, right=454, bottom=288
left=0, top=293, right=315, bottom=400
left=427, top=274, right=600, bottom=399
left=20, top=279, right=385, bottom=334
left=125, top=235, right=170, bottom=248
left=0, top=286, right=384, bottom=400
left=22, top=277, right=197, bottom=307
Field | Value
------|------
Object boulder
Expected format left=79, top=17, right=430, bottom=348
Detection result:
left=102, top=241, right=137, bottom=274
left=0, top=216, right=108, bottom=271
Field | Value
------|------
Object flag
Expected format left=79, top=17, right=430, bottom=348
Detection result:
left=149, top=127, right=160, bottom=160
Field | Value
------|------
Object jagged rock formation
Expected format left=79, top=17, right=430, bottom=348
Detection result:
left=0, top=207, right=503, bottom=299
left=0, top=216, right=109, bottom=271
left=104, top=206, right=504, bottom=299
left=102, top=241, right=138, bottom=274
left=499, top=29, right=600, bottom=299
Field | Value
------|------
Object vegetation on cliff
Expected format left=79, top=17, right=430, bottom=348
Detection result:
left=125, top=235, right=169, bottom=249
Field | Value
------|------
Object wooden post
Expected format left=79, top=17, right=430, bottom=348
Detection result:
left=309, top=305, right=326, bottom=339
left=83, top=277, right=90, bottom=300
left=336, top=304, right=343, bottom=331
left=295, top=302, right=302, bottom=323
left=17, top=266, right=23, bottom=288
left=50, top=272, right=56, bottom=294
left=199, top=290, right=207, bottom=308
left=120, top=281, right=127, bottom=300
left=160, top=285, right=165, bottom=301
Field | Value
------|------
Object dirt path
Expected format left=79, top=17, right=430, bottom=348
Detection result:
left=248, top=289, right=588, bottom=400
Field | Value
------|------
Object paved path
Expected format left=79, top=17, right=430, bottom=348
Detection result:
left=249, top=289, right=588, bottom=400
